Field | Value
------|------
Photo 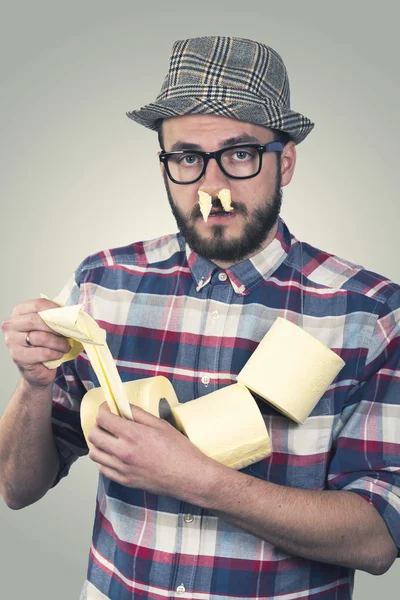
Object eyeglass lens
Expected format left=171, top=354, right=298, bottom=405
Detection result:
left=166, top=146, right=260, bottom=183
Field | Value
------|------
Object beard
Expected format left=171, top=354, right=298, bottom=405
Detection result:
left=164, top=171, right=282, bottom=264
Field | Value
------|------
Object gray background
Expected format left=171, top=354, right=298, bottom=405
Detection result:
left=0, top=1, right=398, bottom=597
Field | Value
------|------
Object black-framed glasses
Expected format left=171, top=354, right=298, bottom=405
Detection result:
left=159, top=141, right=285, bottom=185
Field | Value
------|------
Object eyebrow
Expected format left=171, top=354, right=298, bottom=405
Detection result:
left=168, top=134, right=262, bottom=152
left=169, top=141, right=202, bottom=152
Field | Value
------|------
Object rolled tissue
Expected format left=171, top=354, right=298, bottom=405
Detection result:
left=237, top=317, right=345, bottom=423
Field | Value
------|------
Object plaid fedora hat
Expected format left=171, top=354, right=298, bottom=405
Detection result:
left=126, top=36, right=314, bottom=145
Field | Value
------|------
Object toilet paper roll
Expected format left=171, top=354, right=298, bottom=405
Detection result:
left=171, top=383, right=271, bottom=470
left=81, top=376, right=179, bottom=447
left=237, top=317, right=345, bottom=424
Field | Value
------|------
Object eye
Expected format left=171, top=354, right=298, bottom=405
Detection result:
left=224, top=147, right=258, bottom=162
left=178, top=154, right=200, bottom=166
left=233, top=150, right=251, bottom=160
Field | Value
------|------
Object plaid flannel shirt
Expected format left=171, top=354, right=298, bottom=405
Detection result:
left=51, top=218, right=400, bottom=599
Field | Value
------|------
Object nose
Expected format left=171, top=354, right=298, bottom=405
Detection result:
left=200, top=156, right=230, bottom=195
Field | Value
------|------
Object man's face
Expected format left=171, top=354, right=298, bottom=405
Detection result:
left=160, top=114, right=296, bottom=266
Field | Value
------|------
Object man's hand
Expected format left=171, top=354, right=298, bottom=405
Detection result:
left=87, top=405, right=398, bottom=575
left=88, top=402, right=213, bottom=499
left=2, top=299, right=71, bottom=390
left=0, top=297, right=70, bottom=508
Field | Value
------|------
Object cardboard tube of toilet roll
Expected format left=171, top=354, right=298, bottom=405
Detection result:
left=237, top=317, right=345, bottom=424
left=81, top=376, right=179, bottom=446
left=171, top=383, right=271, bottom=470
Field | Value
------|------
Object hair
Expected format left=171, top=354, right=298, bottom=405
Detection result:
left=157, top=123, right=164, bottom=149
left=157, top=122, right=292, bottom=151
left=271, top=129, right=292, bottom=146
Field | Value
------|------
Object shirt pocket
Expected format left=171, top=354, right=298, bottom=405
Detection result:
left=240, top=398, right=334, bottom=490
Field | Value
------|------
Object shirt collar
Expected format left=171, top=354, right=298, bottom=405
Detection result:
left=182, top=217, right=294, bottom=295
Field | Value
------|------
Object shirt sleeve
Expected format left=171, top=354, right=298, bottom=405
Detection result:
left=327, top=288, right=400, bottom=554
left=49, top=263, right=91, bottom=486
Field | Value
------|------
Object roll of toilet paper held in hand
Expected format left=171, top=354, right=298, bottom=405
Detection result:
left=81, top=378, right=272, bottom=470
left=38, top=300, right=271, bottom=470
left=81, top=376, right=180, bottom=447
left=171, top=383, right=272, bottom=470
left=237, top=317, right=346, bottom=424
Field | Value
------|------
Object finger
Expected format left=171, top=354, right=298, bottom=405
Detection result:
left=17, top=330, right=71, bottom=353
left=4, top=330, right=70, bottom=359
left=97, top=401, right=134, bottom=432
left=130, top=404, right=163, bottom=427
left=88, top=444, right=124, bottom=472
left=10, top=345, right=67, bottom=366
left=88, top=423, right=121, bottom=454
left=96, top=403, right=163, bottom=438
left=13, top=313, right=61, bottom=337
left=12, top=298, right=62, bottom=317
left=93, top=405, right=134, bottom=447
left=96, top=464, right=127, bottom=485
left=89, top=425, right=139, bottom=468
left=6, top=313, right=62, bottom=335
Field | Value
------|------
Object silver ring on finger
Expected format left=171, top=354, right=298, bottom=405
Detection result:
left=25, top=332, right=34, bottom=347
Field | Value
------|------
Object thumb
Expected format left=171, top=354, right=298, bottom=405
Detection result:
left=129, top=403, right=162, bottom=427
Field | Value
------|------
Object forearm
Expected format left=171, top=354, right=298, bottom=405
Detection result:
left=0, top=378, right=60, bottom=509
left=190, top=462, right=396, bottom=575
left=83, top=404, right=398, bottom=575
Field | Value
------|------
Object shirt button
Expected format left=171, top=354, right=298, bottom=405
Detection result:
left=218, top=272, right=227, bottom=281
left=201, top=375, right=210, bottom=385
left=239, top=284, right=246, bottom=293
left=184, top=513, right=194, bottom=523
left=176, top=584, right=186, bottom=594
left=211, top=310, right=219, bottom=320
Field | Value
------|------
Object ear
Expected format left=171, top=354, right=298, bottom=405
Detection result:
left=280, top=141, right=296, bottom=187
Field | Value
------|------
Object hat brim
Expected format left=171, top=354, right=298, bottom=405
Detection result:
left=126, top=95, right=314, bottom=145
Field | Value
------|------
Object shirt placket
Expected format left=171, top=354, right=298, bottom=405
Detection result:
left=171, top=274, right=234, bottom=597
left=196, top=276, right=234, bottom=396
left=170, top=507, right=202, bottom=598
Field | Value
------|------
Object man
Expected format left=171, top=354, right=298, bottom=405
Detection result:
left=1, top=36, right=399, bottom=599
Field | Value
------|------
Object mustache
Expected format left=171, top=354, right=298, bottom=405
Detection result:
left=190, top=197, right=248, bottom=219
